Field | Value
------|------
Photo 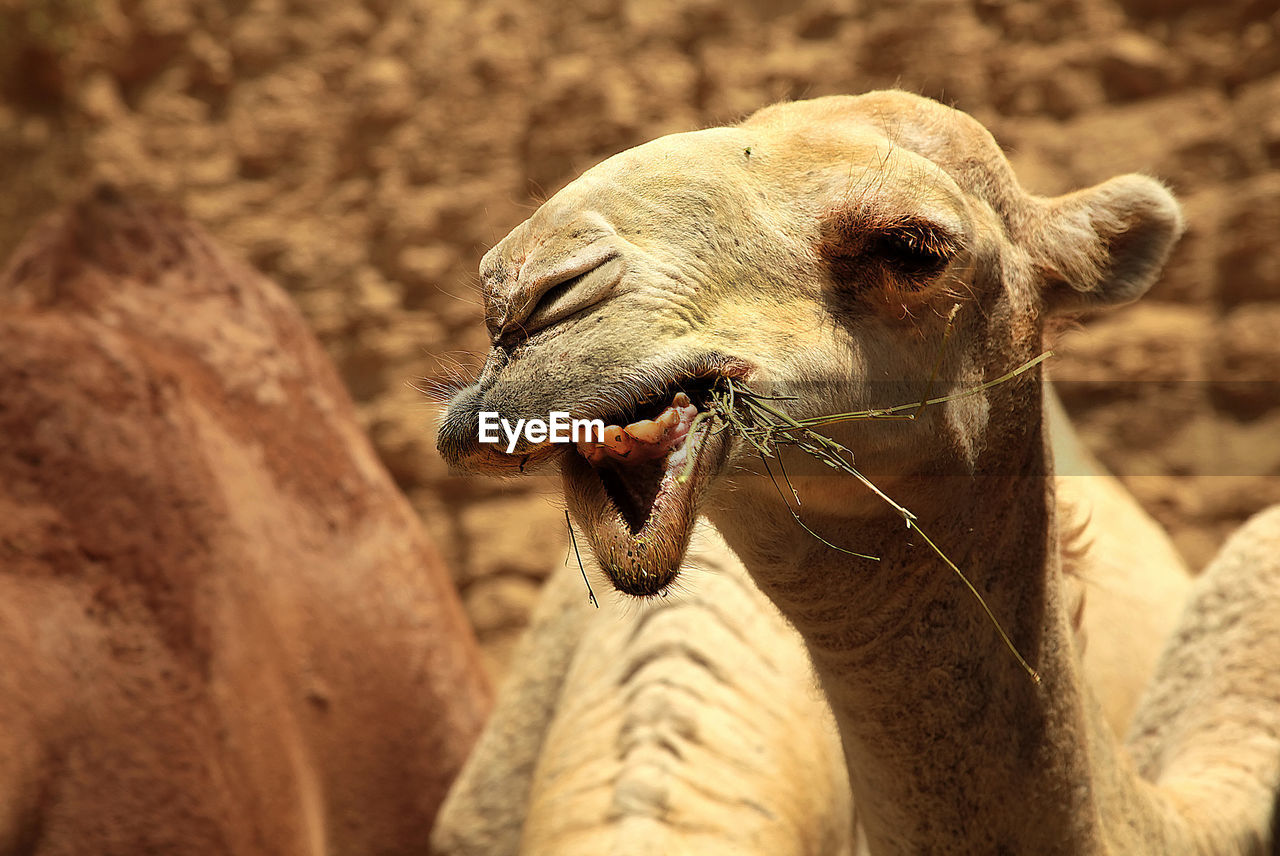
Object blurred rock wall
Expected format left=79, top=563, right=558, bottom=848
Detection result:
left=2, top=0, right=1277, bottom=677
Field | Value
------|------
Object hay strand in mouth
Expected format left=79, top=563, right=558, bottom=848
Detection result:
left=792, top=350, right=1053, bottom=431
left=760, top=452, right=879, bottom=562
left=674, top=410, right=722, bottom=486
left=565, top=510, right=599, bottom=609
left=703, top=352, right=1052, bottom=685
left=906, top=521, right=1040, bottom=684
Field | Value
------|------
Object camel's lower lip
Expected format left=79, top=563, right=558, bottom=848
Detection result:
left=562, top=414, right=730, bottom=597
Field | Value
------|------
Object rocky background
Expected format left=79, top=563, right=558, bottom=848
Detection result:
left=3, top=0, right=1278, bottom=679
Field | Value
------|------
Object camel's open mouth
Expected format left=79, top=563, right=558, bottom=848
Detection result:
left=563, top=373, right=732, bottom=597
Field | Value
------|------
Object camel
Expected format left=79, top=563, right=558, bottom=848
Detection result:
left=431, top=399, right=1192, bottom=856
left=438, top=91, right=1280, bottom=853
left=0, top=188, right=491, bottom=854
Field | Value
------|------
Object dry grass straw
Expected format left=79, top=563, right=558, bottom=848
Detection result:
left=562, top=305, right=1050, bottom=682
left=565, top=510, right=600, bottom=609
left=680, top=346, right=1052, bottom=684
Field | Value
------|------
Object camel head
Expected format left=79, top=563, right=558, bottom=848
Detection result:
left=438, top=91, right=1182, bottom=597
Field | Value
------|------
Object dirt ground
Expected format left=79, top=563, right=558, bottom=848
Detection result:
left=3, top=0, right=1278, bottom=679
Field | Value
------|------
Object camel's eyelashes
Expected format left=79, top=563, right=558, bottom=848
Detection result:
left=818, top=211, right=958, bottom=301
left=867, top=223, right=956, bottom=279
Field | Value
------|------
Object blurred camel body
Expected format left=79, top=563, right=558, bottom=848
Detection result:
left=438, top=91, right=1280, bottom=853
left=0, top=191, right=491, bottom=854
left=432, top=523, right=856, bottom=856
left=432, top=409, right=1190, bottom=856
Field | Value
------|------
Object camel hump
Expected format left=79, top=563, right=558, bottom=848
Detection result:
left=0, top=189, right=489, bottom=853
left=6, top=184, right=236, bottom=303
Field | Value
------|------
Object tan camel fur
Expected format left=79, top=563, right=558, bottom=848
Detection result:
left=0, top=190, right=491, bottom=855
left=439, top=91, right=1280, bottom=853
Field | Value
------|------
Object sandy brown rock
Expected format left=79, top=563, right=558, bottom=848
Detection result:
left=0, top=189, right=490, bottom=855
left=1209, top=304, right=1280, bottom=419
left=1216, top=173, right=1280, bottom=306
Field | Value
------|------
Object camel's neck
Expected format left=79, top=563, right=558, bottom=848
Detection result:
left=711, top=398, right=1117, bottom=853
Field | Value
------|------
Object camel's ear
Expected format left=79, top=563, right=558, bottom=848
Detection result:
left=1037, top=174, right=1184, bottom=314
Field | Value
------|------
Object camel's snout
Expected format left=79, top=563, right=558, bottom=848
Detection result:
left=437, top=384, right=566, bottom=474
left=437, top=387, right=478, bottom=466
left=438, top=386, right=509, bottom=473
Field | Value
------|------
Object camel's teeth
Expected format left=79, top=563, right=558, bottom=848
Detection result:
left=624, top=419, right=663, bottom=443
left=672, top=392, right=691, bottom=408
left=602, top=425, right=633, bottom=456
left=654, top=407, right=680, bottom=433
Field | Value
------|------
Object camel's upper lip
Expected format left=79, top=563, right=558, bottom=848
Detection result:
left=493, top=353, right=752, bottom=462
left=571, top=354, right=752, bottom=431
left=435, top=352, right=752, bottom=476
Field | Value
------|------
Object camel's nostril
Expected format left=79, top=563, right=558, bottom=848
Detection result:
left=493, top=252, right=622, bottom=344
